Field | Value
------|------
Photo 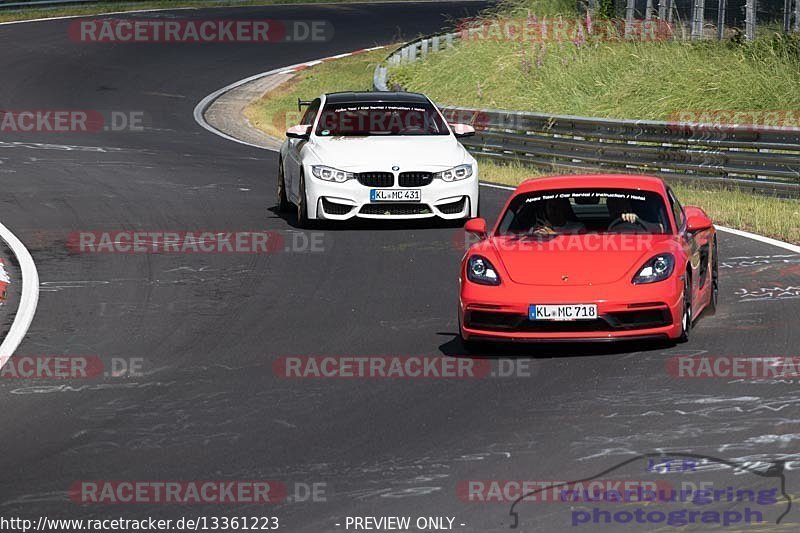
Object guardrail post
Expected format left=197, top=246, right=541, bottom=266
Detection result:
left=795, top=0, right=799, bottom=31
left=625, top=0, right=635, bottom=38
left=446, top=33, right=454, bottom=48
left=794, top=0, right=800, bottom=31
left=373, top=66, right=388, bottom=92
left=691, top=0, right=706, bottom=39
left=420, top=39, right=429, bottom=59
left=745, top=0, right=756, bottom=40
left=432, top=35, right=440, bottom=52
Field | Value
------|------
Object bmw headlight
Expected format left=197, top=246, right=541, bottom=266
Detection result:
left=434, top=164, right=473, bottom=182
left=633, top=254, right=675, bottom=284
left=311, top=165, right=355, bottom=183
left=467, top=255, right=500, bottom=285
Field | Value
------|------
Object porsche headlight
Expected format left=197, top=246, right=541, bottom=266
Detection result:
left=311, top=165, right=355, bottom=183
left=467, top=255, right=500, bottom=286
left=633, top=254, right=675, bottom=284
left=434, top=164, right=473, bottom=182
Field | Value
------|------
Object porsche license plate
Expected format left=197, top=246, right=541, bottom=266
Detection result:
left=370, top=189, right=421, bottom=202
left=529, top=304, right=597, bottom=321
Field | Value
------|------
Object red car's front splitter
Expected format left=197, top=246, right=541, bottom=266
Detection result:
left=459, top=280, right=684, bottom=342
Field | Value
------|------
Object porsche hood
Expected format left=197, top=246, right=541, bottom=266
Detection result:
left=489, top=234, right=676, bottom=286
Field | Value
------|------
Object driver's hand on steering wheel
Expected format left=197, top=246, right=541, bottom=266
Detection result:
left=621, top=212, right=639, bottom=224
left=532, top=225, right=555, bottom=235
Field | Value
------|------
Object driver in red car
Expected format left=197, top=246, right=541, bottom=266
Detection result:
left=533, top=198, right=585, bottom=234
left=607, top=196, right=665, bottom=233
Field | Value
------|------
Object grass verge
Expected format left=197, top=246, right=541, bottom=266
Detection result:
left=244, top=47, right=390, bottom=138
left=389, top=37, right=800, bottom=121
left=244, top=40, right=800, bottom=244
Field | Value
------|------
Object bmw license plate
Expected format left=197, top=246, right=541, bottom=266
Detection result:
left=370, top=189, right=421, bottom=202
left=529, top=304, right=597, bottom=321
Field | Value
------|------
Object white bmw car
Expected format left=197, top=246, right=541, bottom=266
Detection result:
left=277, top=91, right=479, bottom=226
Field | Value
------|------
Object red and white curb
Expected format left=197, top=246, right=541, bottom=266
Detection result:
left=0, top=258, right=9, bottom=301
left=0, top=222, right=39, bottom=370
left=193, top=45, right=387, bottom=149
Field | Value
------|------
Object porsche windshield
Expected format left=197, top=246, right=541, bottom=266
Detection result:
left=497, top=189, right=671, bottom=236
left=315, top=102, right=450, bottom=136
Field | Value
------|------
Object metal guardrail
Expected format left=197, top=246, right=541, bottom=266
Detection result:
left=374, top=33, right=800, bottom=198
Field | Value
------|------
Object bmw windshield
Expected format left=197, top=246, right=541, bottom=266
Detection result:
left=315, top=102, right=450, bottom=136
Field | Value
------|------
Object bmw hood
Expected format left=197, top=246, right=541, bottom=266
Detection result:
left=307, top=135, right=469, bottom=170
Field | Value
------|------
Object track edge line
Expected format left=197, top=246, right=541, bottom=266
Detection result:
left=0, top=222, right=39, bottom=368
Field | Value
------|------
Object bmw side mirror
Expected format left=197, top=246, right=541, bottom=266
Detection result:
left=451, top=123, right=475, bottom=138
left=286, top=124, right=311, bottom=140
left=464, top=217, right=487, bottom=239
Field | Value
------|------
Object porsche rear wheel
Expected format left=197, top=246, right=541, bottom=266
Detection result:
left=706, top=238, right=719, bottom=315
left=678, top=274, right=692, bottom=343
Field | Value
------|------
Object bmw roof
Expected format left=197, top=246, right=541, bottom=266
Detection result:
left=323, top=91, right=431, bottom=104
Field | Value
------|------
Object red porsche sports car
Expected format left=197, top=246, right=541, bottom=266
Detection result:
left=459, top=174, right=718, bottom=346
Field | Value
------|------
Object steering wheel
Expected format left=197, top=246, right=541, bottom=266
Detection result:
left=608, top=216, right=649, bottom=232
left=397, top=125, right=425, bottom=134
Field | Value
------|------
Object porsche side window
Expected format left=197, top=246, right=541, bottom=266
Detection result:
left=301, top=98, right=321, bottom=126
left=667, top=188, right=686, bottom=231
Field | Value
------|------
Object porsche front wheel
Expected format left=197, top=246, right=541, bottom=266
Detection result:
left=678, top=275, right=692, bottom=343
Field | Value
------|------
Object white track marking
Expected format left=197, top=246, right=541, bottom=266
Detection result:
left=193, top=46, right=386, bottom=150
left=0, top=222, right=40, bottom=370
left=715, top=225, right=800, bottom=254
left=478, top=182, right=513, bottom=191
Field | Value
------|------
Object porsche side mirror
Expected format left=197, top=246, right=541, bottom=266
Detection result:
left=464, top=217, right=487, bottom=239
left=451, top=123, right=476, bottom=138
left=684, top=206, right=713, bottom=232
left=286, top=124, right=311, bottom=140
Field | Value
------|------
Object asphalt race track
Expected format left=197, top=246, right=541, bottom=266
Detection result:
left=1, top=2, right=800, bottom=531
